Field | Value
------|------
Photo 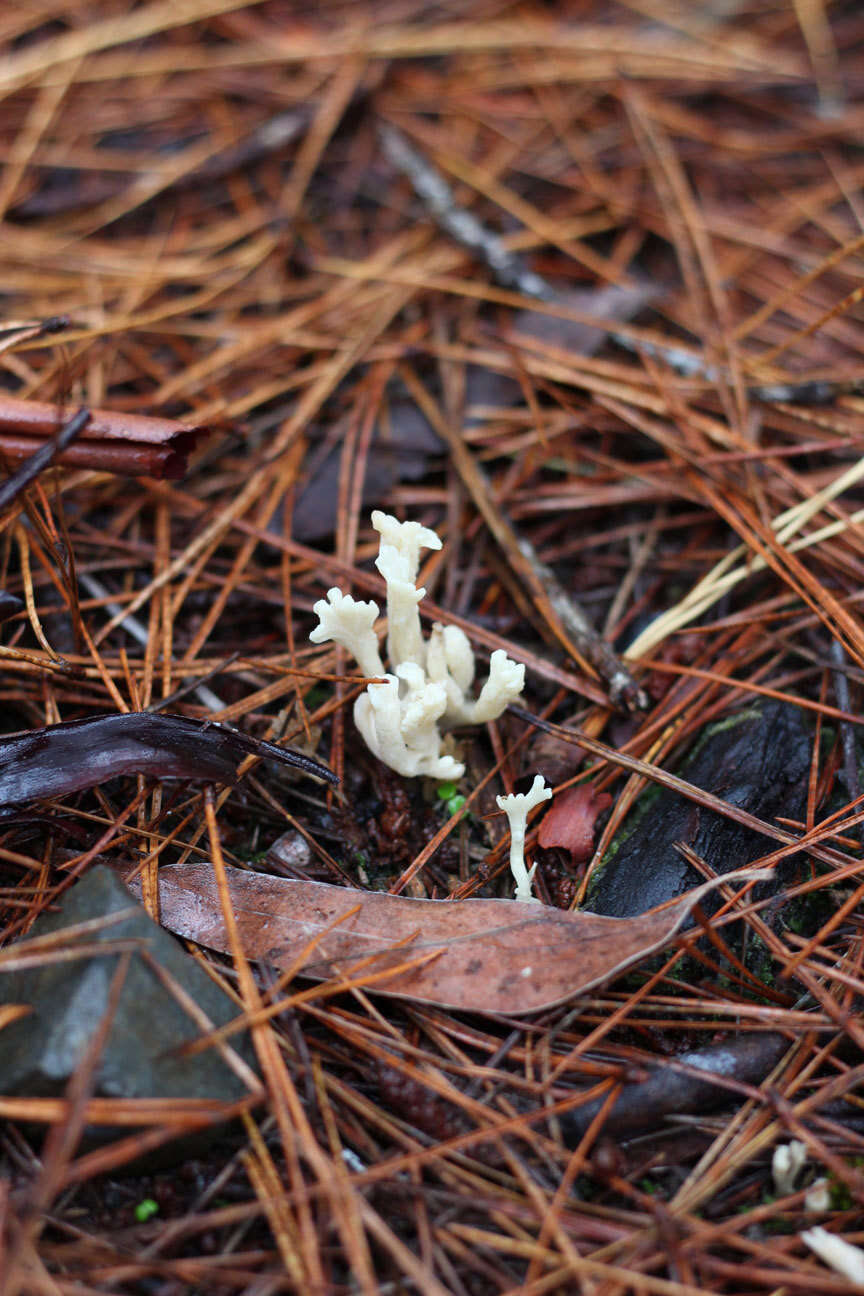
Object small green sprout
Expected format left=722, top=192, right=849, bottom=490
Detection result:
left=134, top=1198, right=159, bottom=1223
left=436, top=782, right=466, bottom=816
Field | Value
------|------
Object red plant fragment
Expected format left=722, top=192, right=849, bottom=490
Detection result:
left=537, top=785, right=612, bottom=864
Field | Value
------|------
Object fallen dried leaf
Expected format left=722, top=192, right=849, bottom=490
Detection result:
left=148, top=863, right=771, bottom=1015
left=0, top=714, right=336, bottom=808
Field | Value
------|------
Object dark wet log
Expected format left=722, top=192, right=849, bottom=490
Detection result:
left=558, top=1033, right=790, bottom=1141
left=584, top=701, right=811, bottom=919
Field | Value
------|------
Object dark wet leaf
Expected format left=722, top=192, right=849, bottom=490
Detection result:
left=0, top=712, right=336, bottom=807
left=511, top=284, right=659, bottom=356
left=0, top=591, right=23, bottom=623
left=293, top=409, right=443, bottom=541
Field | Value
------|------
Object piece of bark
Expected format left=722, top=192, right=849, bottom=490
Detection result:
left=0, top=434, right=194, bottom=479
left=0, top=407, right=90, bottom=509
left=0, top=396, right=201, bottom=445
left=0, top=396, right=205, bottom=479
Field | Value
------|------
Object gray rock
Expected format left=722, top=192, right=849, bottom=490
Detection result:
left=0, top=866, right=256, bottom=1157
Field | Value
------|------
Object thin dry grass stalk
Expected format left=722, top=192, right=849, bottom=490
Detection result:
left=0, top=1, right=864, bottom=1293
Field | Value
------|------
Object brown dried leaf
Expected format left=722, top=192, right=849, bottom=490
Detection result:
left=537, top=785, right=612, bottom=863
left=149, top=863, right=770, bottom=1015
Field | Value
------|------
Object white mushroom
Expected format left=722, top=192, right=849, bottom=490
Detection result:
left=427, top=622, right=476, bottom=721
left=354, top=672, right=463, bottom=779
left=371, top=510, right=441, bottom=582
left=375, top=541, right=428, bottom=673
left=467, top=649, right=526, bottom=725
left=372, top=509, right=440, bottom=670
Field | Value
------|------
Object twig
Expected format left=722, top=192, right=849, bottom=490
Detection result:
left=518, top=538, right=647, bottom=710
left=383, top=124, right=864, bottom=407
left=380, top=123, right=553, bottom=301
left=0, top=315, right=70, bottom=354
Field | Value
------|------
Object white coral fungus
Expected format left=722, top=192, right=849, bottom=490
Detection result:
left=802, top=1227, right=864, bottom=1284
left=772, top=1140, right=807, bottom=1197
left=309, top=511, right=525, bottom=779
left=804, top=1178, right=830, bottom=1213
left=496, top=774, right=552, bottom=903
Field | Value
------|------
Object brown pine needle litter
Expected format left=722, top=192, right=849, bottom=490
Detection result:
left=1, top=1, right=864, bottom=1292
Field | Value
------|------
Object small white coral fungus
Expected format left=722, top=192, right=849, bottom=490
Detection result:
left=772, top=1140, right=807, bottom=1197
left=802, top=1227, right=864, bottom=1284
left=497, top=774, right=552, bottom=902
left=310, top=511, right=525, bottom=778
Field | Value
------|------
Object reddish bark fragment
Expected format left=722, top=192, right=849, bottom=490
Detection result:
left=0, top=395, right=200, bottom=445
left=0, top=396, right=205, bottom=479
